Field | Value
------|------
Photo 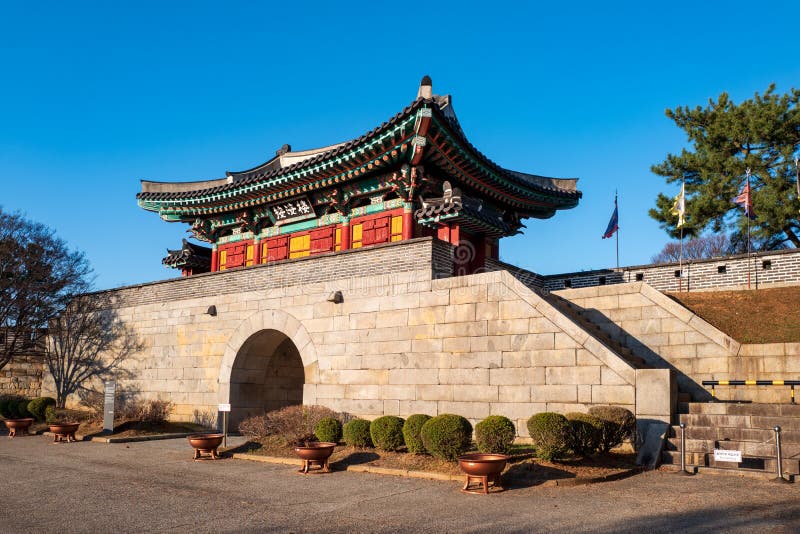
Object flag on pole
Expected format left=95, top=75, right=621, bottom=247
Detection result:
left=734, top=175, right=756, bottom=220
left=671, top=182, right=686, bottom=228
left=602, top=195, right=619, bottom=239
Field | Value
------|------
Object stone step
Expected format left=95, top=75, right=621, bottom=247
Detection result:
left=692, top=466, right=795, bottom=483
left=684, top=402, right=800, bottom=417
left=679, top=413, right=800, bottom=432
left=662, top=451, right=800, bottom=475
left=670, top=424, right=800, bottom=443
left=661, top=450, right=706, bottom=466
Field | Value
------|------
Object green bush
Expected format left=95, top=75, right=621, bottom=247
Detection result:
left=314, top=417, right=342, bottom=443
left=15, top=399, right=32, bottom=419
left=45, top=405, right=59, bottom=424
left=0, top=397, right=18, bottom=418
left=565, top=412, right=603, bottom=456
left=402, top=414, right=432, bottom=454
left=588, top=406, right=636, bottom=452
left=475, top=415, right=516, bottom=454
left=420, top=414, right=473, bottom=460
left=27, top=397, right=57, bottom=421
left=527, top=412, right=570, bottom=461
left=343, top=418, right=372, bottom=448
left=370, top=416, right=405, bottom=451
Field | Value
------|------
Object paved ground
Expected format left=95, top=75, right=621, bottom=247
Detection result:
left=1, top=435, right=799, bottom=533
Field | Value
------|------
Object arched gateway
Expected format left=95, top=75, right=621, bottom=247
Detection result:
left=218, top=310, right=317, bottom=426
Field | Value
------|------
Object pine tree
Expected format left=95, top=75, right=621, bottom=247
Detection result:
left=649, top=85, right=800, bottom=247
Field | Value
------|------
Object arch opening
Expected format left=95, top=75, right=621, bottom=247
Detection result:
left=229, top=329, right=304, bottom=427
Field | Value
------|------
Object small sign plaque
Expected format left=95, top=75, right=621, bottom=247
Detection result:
left=218, top=403, right=231, bottom=412
left=103, top=380, right=116, bottom=433
left=269, top=196, right=315, bottom=224
left=713, top=449, right=742, bottom=463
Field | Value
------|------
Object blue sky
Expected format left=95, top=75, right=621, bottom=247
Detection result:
left=2, top=1, right=799, bottom=289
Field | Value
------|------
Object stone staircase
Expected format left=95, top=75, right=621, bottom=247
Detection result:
left=543, top=293, right=648, bottom=369
left=662, top=402, right=800, bottom=479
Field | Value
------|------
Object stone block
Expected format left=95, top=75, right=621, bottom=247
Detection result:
left=591, top=385, right=635, bottom=405
left=407, top=307, right=445, bottom=326
left=487, top=319, right=530, bottom=336
left=345, top=384, right=382, bottom=400
left=315, top=384, right=346, bottom=398
left=349, top=312, right=377, bottom=330
left=412, top=339, right=443, bottom=353
left=438, top=368, right=490, bottom=385
left=490, top=402, right=546, bottom=420
left=475, top=302, right=499, bottom=321
left=499, top=300, right=536, bottom=320
left=444, top=303, right=476, bottom=323
left=554, top=332, right=579, bottom=349
left=437, top=401, right=490, bottom=419
left=545, top=366, right=601, bottom=385
left=531, top=385, right=577, bottom=403
left=388, top=368, right=439, bottom=385
left=450, top=285, right=487, bottom=305
left=416, top=384, right=454, bottom=401
left=380, top=385, right=416, bottom=401
left=532, top=349, right=576, bottom=367
left=382, top=399, right=400, bottom=415
left=576, top=349, right=602, bottom=366
left=578, top=385, right=592, bottom=403
left=419, top=290, right=450, bottom=307
left=442, top=337, right=471, bottom=353
left=451, top=351, right=502, bottom=369
left=398, top=400, right=439, bottom=416
left=489, top=368, right=545, bottom=386
left=497, top=385, right=531, bottom=402
left=375, top=310, right=409, bottom=328
left=601, top=367, right=628, bottom=385
left=693, top=357, right=729, bottom=374
left=452, top=385, right=498, bottom=402
left=434, top=321, right=487, bottom=338
left=322, top=369, right=388, bottom=385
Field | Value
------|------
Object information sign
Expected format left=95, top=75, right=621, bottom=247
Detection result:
left=103, top=380, right=116, bottom=433
left=713, top=449, right=742, bottom=463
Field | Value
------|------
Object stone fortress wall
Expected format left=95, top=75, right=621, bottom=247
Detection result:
left=539, top=248, right=800, bottom=292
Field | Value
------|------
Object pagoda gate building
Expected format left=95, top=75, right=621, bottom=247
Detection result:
left=139, top=77, right=581, bottom=276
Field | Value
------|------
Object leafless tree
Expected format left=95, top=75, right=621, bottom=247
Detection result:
left=0, top=208, right=91, bottom=371
left=44, top=293, right=142, bottom=408
left=651, top=234, right=731, bottom=263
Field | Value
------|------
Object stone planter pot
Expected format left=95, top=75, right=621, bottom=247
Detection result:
left=5, top=418, right=35, bottom=438
left=457, top=453, right=510, bottom=494
left=49, top=422, right=80, bottom=443
left=293, top=441, right=337, bottom=474
left=187, top=433, right=224, bottom=460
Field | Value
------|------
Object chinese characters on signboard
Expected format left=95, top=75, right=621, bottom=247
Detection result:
left=270, top=196, right=315, bottom=223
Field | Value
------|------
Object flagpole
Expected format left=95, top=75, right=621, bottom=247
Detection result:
left=746, top=169, right=751, bottom=290
left=615, top=191, right=619, bottom=270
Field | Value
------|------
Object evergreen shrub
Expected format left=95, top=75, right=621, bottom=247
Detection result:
left=314, top=417, right=343, bottom=443
left=343, top=418, right=372, bottom=448
left=370, top=416, right=405, bottom=451
left=526, top=412, right=570, bottom=461
left=15, top=399, right=32, bottom=419
left=588, top=406, right=636, bottom=452
left=420, top=414, right=473, bottom=460
left=475, top=415, right=516, bottom=454
left=27, top=397, right=57, bottom=421
left=402, top=414, right=431, bottom=454
left=565, top=412, right=603, bottom=456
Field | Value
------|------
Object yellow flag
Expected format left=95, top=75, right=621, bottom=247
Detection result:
left=671, top=183, right=686, bottom=228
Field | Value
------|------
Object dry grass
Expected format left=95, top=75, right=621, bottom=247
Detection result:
left=668, top=286, right=800, bottom=343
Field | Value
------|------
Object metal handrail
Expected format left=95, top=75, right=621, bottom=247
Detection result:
left=701, top=380, right=798, bottom=404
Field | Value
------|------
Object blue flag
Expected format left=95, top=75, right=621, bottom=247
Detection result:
left=602, top=195, right=619, bottom=239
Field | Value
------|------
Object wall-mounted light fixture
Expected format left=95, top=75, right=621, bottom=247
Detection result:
left=206, top=305, right=217, bottom=316
left=327, top=291, right=343, bottom=304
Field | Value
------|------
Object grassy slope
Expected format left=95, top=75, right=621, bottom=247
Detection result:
left=667, top=286, right=800, bottom=344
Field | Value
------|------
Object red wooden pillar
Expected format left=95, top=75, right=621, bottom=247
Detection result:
left=253, top=238, right=261, bottom=265
left=211, top=245, right=219, bottom=272
left=340, top=218, right=351, bottom=250
left=450, top=224, right=460, bottom=245
left=437, top=224, right=450, bottom=242
left=402, top=202, right=413, bottom=240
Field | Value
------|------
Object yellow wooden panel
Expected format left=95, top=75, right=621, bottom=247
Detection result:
left=245, top=245, right=254, bottom=266
left=219, top=250, right=227, bottom=270
left=391, top=215, right=403, bottom=235
left=335, top=228, right=341, bottom=251
left=261, top=243, right=268, bottom=262
left=289, top=234, right=310, bottom=258
left=352, top=223, right=363, bottom=248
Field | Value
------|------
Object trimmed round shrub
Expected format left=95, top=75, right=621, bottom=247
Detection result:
left=343, top=418, right=372, bottom=448
left=45, top=405, right=59, bottom=424
left=527, top=412, right=570, bottom=461
left=420, top=414, right=473, bottom=460
left=565, top=412, right=603, bottom=457
left=588, top=406, right=636, bottom=452
left=402, top=414, right=431, bottom=454
left=475, top=415, right=516, bottom=454
left=314, top=417, right=342, bottom=443
left=370, top=416, right=405, bottom=451
left=15, top=399, right=32, bottom=419
left=0, top=397, right=16, bottom=418
left=27, top=397, right=57, bottom=421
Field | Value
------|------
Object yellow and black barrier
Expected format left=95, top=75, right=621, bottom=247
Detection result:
left=701, top=380, right=799, bottom=404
